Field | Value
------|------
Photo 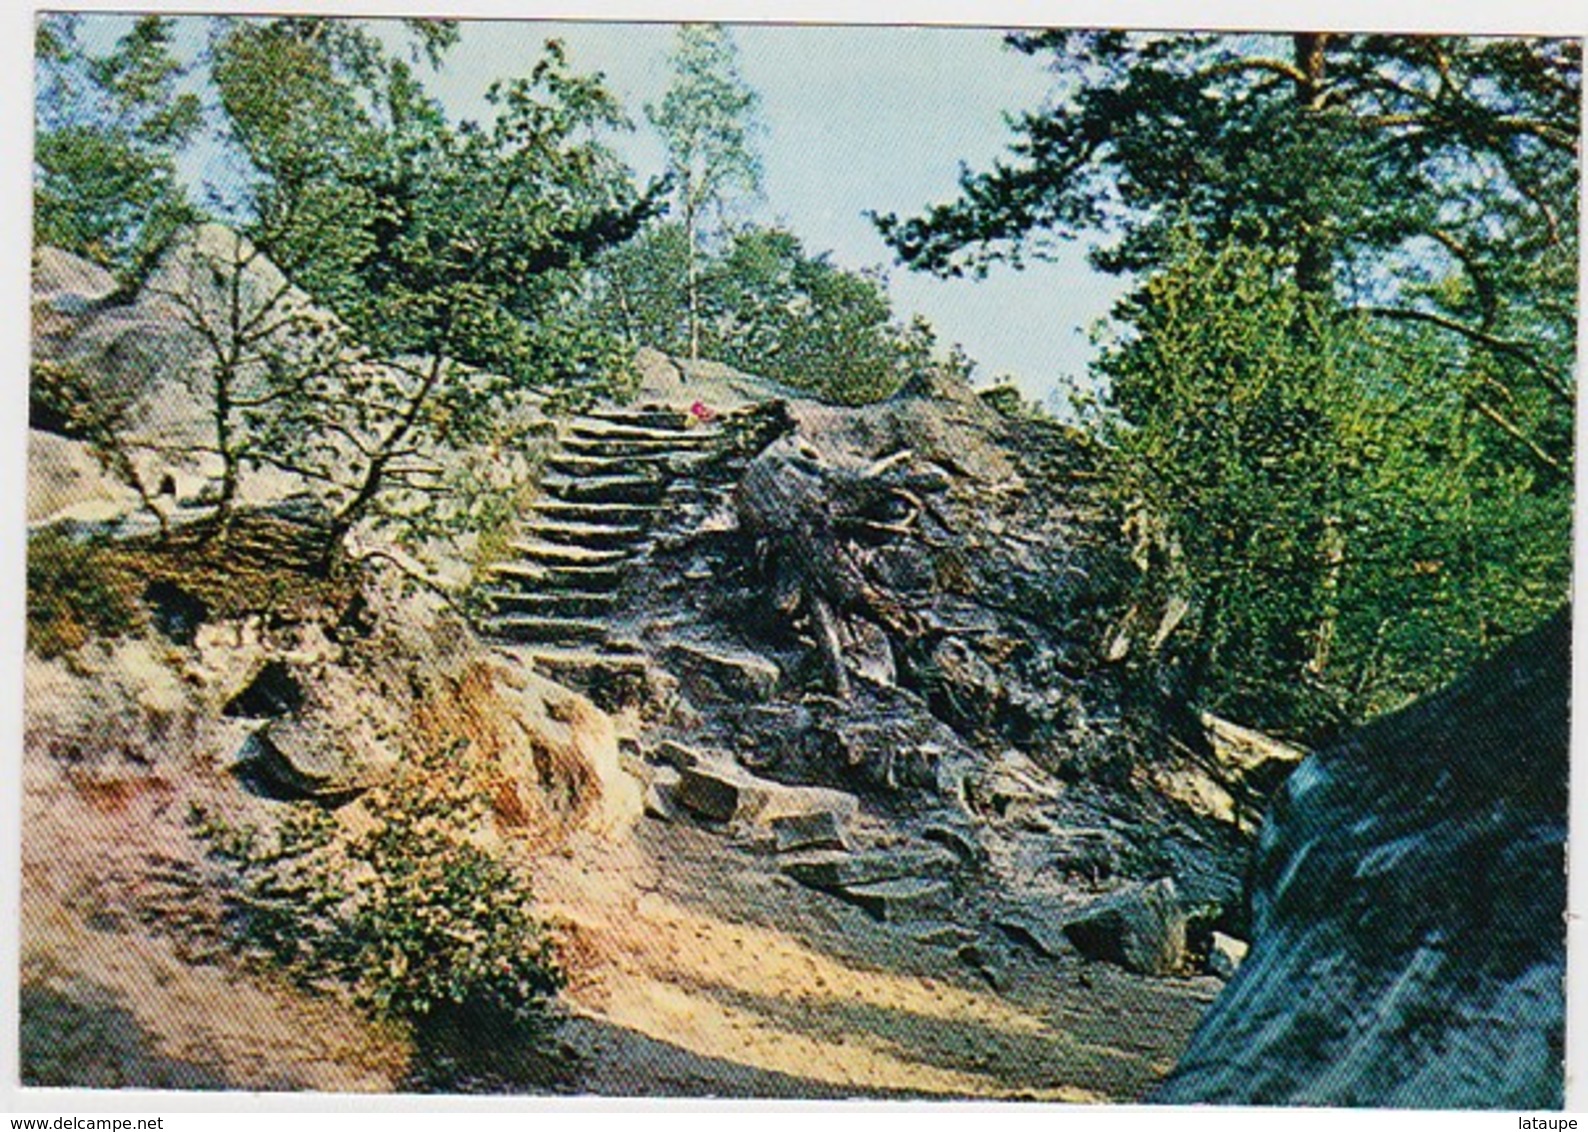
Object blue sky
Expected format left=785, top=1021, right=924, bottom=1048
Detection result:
left=435, top=21, right=1130, bottom=408
left=62, top=15, right=1127, bottom=410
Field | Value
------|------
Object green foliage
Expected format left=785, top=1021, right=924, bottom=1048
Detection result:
left=34, top=14, right=203, bottom=279
left=877, top=33, right=1578, bottom=477
left=26, top=530, right=147, bottom=659
left=646, top=23, right=765, bottom=360
left=190, top=744, right=564, bottom=1077
left=587, top=222, right=935, bottom=404
left=1102, top=232, right=1571, bottom=735
left=342, top=746, right=563, bottom=1035
left=206, top=25, right=657, bottom=550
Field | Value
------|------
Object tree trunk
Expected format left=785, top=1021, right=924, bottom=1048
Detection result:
left=1291, top=33, right=1334, bottom=297
left=326, top=347, right=450, bottom=555
left=684, top=194, right=701, bottom=367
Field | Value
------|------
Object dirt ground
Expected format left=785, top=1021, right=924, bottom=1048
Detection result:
left=18, top=754, right=1221, bottom=1102
left=530, top=817, right=1222, bottom=1101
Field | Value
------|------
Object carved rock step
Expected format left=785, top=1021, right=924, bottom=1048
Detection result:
left=486, top=615, right=610, bottom=644
left=520, top=518, right=647, bottom=547
left=487, top=561, right=627, bottom=591
left=506, top=539, right=634, bottom=566
left=540, top=472, right=667, bottom=505
left=836, top=878, right=953, bottom=924
left=569, top=417, right=722, bottom=443
left=563, top=433, right=715, bottom=457
left=532, top=500, right=664, bottom=525
left=482, top=589, right=616, bottom=618
left=579, top=406, right=704, bottom=431
left=780, top=847, right=959, bottom=891
left=546, top=451, right=699, bottom=477
left=673, top=762, right=860, bottom=826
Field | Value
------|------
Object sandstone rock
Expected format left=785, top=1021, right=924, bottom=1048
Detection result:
left=1062, top=877, right=1187, bottom=976
left=837, top=877, right=951, bottom=923
left=673, top=762, right=858, bottom=826
left=780, top=846, right=957, bottom=890
left=1153, top=610, right=1569, bottom=1109
left=665, top=641, right=781, bottom=703
left=1207, top=932, right=1248, bottom=980
left=837, top=615, right=895, bottom=687
left=458, top=656, right=643, bottom=836
left=654, top=739, right=708, bottom=769
left=807, top=710, right=951, bottom=793
left=726, top=825, right=777, bottom=855
left=223, top=660, right=306, bottom=720
left=993, top=906, right=1074, bottom=960
left=770, top=810, right=847, bottom=854
left=636, top=764, right=685, bottom=824
left=674, top=763, right=777, bottom=822
left=33, top=247, right=117, bottom=311
left=524, top=648, right=673, bottom=717
left=1044, top=826, right=1133, bottom=885
left=922, top=824, right=982, bottom=867
left=243, top=717, right=398, bottom=800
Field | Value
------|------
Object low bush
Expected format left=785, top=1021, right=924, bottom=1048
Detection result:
left=191, top=743, right=565, bottom=1089
left=26, top=529, right=146, bottom=658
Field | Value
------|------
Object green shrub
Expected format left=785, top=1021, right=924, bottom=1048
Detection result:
left=342, top=746, right=564, bottom=1039
left=187, top=803, right=345, bottom=981
left=191, top=744, right=564, bottom=1087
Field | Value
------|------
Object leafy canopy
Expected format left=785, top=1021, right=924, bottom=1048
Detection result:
left=876, top=33, right=1579, bottom=477
left=34, top=14, right=204, bottom=278
left=878, top=33, right=1579, bottom=733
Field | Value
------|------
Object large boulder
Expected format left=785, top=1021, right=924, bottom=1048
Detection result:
left=1062, top=877, right=1188, bottom=976
left=1153, top=608, right=1569, bottom=1109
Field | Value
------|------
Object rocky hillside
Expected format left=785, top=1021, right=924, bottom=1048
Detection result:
left=26, top=233, right=1558, bottom=1102
left=467, top=343, right=1281, bottom=958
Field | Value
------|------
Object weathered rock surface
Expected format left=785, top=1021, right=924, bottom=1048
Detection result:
left=1206, top=932, right=1247, bottom=981
left=770, top=810, right=848, bottom=854
left=664, top=641, right=781, bottom=704
left=1153, top=608, right=1569, bottom=1109
left=241, top=717, right=398, bottom=800
left=672, top=761, right=858, bottom=826
left=1062, top=877, right=1187, bottom=976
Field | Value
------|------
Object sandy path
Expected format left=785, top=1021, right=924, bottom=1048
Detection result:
left=532, top=817, right=1222, bottom=1100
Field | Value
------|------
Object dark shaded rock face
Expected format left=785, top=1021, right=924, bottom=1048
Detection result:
left=1153, top=608, right=1569, bottom=1109
left=1063, top=877, right=1188, bottom=976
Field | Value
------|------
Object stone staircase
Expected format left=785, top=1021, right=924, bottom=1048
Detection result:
left=480, top=403, right=727, bottom=690
left=482, top=399, right=977, bottom=948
